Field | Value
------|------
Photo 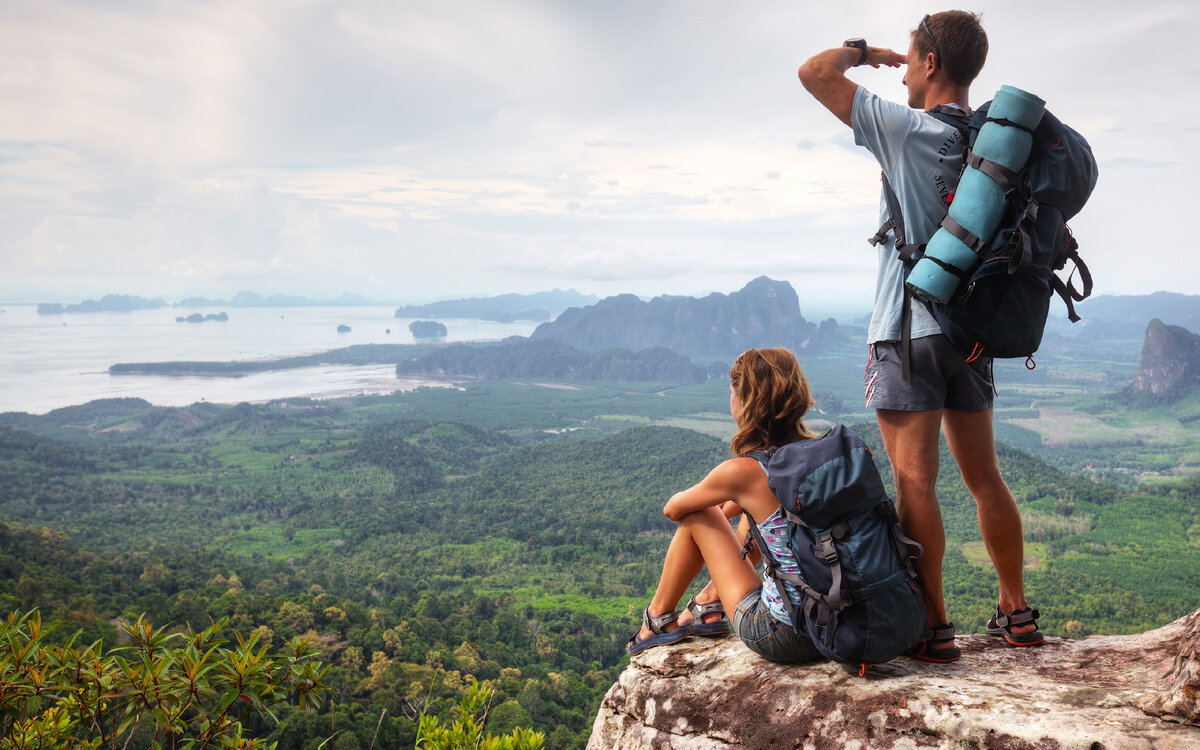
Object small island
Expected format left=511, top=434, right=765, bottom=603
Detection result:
left=176, top=312, right=229, bottom=323
left=409, top=320, right=448, bottom=340
left=337, top=324, right=352, bottom=333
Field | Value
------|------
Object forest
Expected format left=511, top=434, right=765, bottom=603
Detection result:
left=2, top=367, right=1200, bottom=748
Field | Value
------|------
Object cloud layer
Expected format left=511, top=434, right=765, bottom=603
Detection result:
left=1, top=0, right=1195, bottom=307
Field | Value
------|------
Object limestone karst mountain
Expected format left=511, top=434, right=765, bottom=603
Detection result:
left=531, top=277, right=844, bottom=356
left=1129, top=319, right=1200, bottom=402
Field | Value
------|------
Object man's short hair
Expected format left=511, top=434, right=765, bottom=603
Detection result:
left=914, top=10, right=988, bottom=87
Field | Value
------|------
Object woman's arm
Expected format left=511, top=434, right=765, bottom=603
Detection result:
left=662, top=458, right=759, bottom=522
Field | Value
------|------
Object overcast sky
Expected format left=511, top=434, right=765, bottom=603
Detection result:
left=1, top=0, right=1195, bottom=311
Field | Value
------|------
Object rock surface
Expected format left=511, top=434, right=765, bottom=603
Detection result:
left=588, top=608, right=1200, bottom=749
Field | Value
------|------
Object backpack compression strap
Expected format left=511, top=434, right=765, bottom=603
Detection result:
left=1051, top=233, right=1093, bottom=322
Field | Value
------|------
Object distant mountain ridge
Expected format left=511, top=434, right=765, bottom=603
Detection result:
left=1048, top=291, right=1200, bottom=340
left=37, top=295, right=166, bottom=314
left=227, top=291, right=371, bottom=307
left=530, top=277, right=843, bottom=356
left=394, top=289, right=598, bottom=322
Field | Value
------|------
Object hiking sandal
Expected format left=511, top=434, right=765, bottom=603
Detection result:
left=626, top=605, right=691, bottom=655
left=987, top=606, right=1044, bottom=646
left=908, top=623, right=961, bottom=663
left=685, top=595, right=731, bottom=638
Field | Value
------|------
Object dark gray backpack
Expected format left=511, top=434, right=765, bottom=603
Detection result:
left=746, top=425, right=925, bottom=665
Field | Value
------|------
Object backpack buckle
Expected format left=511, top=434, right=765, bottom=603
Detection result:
left=817, top=536, right=839, bottom=565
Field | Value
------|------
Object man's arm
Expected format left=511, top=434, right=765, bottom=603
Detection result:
left=798, top=45, right=904, bottom=127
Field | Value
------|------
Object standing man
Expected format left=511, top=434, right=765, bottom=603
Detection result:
left=797, top=10, right=1041, bottom=661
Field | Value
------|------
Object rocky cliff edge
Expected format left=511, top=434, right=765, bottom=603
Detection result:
left=587, top=608, right=1200, bottom=749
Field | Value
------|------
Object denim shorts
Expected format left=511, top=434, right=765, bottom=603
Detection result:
left=731, top=588, right=823, bottom=664
left=864, top=335, right=993, bottom=412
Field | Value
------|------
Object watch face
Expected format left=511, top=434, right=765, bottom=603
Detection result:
left=843, top=38, right=867, bottom=64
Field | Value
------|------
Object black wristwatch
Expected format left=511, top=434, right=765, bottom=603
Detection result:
left=843, top=38, right=868, bottom=67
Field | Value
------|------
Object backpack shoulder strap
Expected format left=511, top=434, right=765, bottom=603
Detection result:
left=927, top=103, right=971, bottom=131
left=869, top=105, right=970, bottom=259
left=746, top=449, right=771, bottom=468
left=869, top=176, right=926, bottom=264
left=875, top=105, right=972, bottom=379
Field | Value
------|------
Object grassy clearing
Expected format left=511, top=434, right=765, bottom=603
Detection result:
left=207, top=442, right=285, bottom=470
left=654, top=417, right=734, bottom=439
left=478, top=587, right=643, bottom=621
left=961, top=541, right=1047, bottom=571
left=223, top=524, right=343, bottom=558
left=529, top=594, right=643, bottom=620
left=1005, top=409, right=1144, bottom=446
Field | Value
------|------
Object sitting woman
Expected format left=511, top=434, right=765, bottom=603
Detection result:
left=627, top=347, right=823, bottom=663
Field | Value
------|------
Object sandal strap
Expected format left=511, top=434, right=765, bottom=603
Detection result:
left=921, top=622, right=956, bottom=643
left=686, top=596, right=726, bottom=622
left=643, top=605, right=681, bottom=635
left=994, top=607, right=1039, bottom=629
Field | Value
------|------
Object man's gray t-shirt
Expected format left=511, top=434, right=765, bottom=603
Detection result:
left=852, top=86, right=966, bottom=344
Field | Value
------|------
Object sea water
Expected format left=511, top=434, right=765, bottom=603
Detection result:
left=0, top=305, right=539, bottom=415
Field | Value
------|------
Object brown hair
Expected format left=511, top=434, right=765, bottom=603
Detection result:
left=913, top=10, right=988, bottom=87
left=728, top=348, right=817, bottom=457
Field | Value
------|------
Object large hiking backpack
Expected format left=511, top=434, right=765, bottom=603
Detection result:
left=745, top=425, right=925, bottom=665
left=874, top=102, right=1099, bottom=364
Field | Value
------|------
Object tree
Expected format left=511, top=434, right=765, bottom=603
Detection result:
left=414, top=679, right=543, bottom=750
left=0, top=610, right=330, bottom=749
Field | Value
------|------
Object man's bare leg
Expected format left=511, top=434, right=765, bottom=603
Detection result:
left=876, top=408, right=948, bottom=628
left=943, top=407, right=1036, bottom=636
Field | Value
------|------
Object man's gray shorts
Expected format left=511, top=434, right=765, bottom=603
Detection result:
left=864, top=334, right=993, bottom=412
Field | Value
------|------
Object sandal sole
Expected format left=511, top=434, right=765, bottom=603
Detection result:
left=999, top=632, right=1044, bottom=646
left=627, top=624, right=693, bottom=655
left=987, top=626, right=1044, bottom=646
left=690, top=621, right=731, bottom=638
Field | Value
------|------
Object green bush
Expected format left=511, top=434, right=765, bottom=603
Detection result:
left=0, top=610, right=329, bottom=749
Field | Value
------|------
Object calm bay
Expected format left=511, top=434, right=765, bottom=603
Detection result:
left=0, top=304, right=538, bottom=414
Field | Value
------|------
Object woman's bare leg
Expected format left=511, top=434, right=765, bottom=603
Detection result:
left=677, top=514, right=759, bottom=627
left=638, top=506, right=761, bottom=641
